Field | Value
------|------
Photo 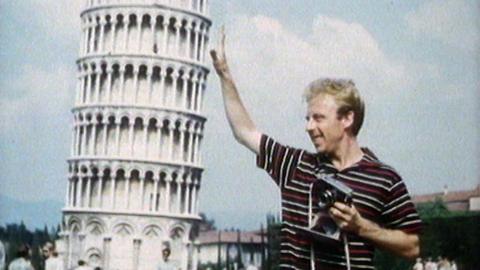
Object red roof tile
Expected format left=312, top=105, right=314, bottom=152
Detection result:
left=197, top=230, right=265, bottom=245
left=412, top=185, right=480, bottom=204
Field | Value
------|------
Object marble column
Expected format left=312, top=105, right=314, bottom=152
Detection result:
left=181, top=73, right=189, bottom=110
left=164, top=174, right=172, bottom=212
left=170, top=70, right=179, bottom=107
left=143, top=120, right=149, bottom=158
left=102, top=236, right=112, bottom=270
left=110, top=173, right=116, bottom=209
left=90, top=118, right=98, bottom=155
left=174, top=21, right=181, bottom=56
left=125, top=171, right=131, bottom=210
left=136, top=14, right=142, bottom=52
left=85, top=173, right=92, bottom=208
left=76, top=173, right=84, bottom=208
left=133, top=66, right=140, bottom=103
left=97, top=171, right=104, bottom=208
left=162, top=20, right=169, bottom=55
left=128, top=118, right=135, bottom=156
left=105, top=66, right=113, bottom=103
left=110, top=18, right=118, bottom=52
left=176, top=176, right=183, bottom=213
left=153, top=176, right=159, bottom=211
left=133, top=239, right=142, bottom=270
left=139, top=175, right=145, bottom=210
left=99, top=17, right=106, bottom=53
left=114, top=118, right=121, bottom=156
left=101, top=117, right=109, bottom=156
left=184, top=178, right=191, bottom=214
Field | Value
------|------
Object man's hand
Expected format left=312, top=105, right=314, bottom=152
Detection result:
left=210, top=26, right=230, bottom=78
left=329, top=202, right=365, bottom=234
left=207, top=26, right=261, bottom=154
left=329, top=202, right=420, bottom=260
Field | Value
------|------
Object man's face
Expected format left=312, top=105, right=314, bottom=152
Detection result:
left=305, top=94, right=348, bottom=155
left=42, top=248, right=50, bottom=258
left=162, top=249, right=170, bottom=261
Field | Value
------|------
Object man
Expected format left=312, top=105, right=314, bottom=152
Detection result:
left=40, top=243, right=53, bottom=269
left=0, top=240, right=5, bottom=270
left=8, top=245, right=34, bottom=270
left=210, top=27, right=422, bottom=269
left=425, top=257, right=437, bottom=270
left=45, top=248, right=63, bottom=270
left=413, top=258, right=424, bottom=270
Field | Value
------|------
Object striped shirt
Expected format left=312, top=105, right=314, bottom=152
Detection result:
left=256, top=135, right=422, bottom=270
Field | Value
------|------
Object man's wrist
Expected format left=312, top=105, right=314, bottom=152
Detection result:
left=219, top=69, right=233, bottom=80
left=355, top=216, right=378, bottom=238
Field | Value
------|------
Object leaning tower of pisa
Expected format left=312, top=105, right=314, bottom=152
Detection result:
left=60, top=1, right=211, bottom=269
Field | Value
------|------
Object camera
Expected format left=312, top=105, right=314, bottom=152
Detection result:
left=314, top=174, right=353, bottom=209
left=296, top=174, right=354, bottom=242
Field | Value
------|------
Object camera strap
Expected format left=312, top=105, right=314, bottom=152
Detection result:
left=343, top=234, right=351, bottom=270
left=308, top=183, right=351, bottom=270
left=309, top=183, right=316, bottom=270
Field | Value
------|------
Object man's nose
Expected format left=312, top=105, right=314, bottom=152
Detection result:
left=306, top=119, right=314, bottom=132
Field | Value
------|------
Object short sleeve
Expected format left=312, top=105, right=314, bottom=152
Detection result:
left=256, top=134, right=302, bottom=188
left=381, top=178, right=423, bottom=234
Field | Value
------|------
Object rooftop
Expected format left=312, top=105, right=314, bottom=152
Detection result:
left=412, top=185, right=480, bottom=204
left=197, top=230, right=265, bottom=245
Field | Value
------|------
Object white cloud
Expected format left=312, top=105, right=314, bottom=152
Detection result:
left=221, top=14, right=411, bottom=136
left=406, top=0, right=479, bottom=52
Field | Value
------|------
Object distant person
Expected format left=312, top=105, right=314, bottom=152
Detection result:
left=438, top=256, right=451, bottom=270
left=413, top=257, right=424, bottom=270
left=157, top=247, right=176, bottom=270
left=245, top=263, right=258, bottom=270
left=450, top=260, right=457, bottom=270
left=45, top=249, right=63, bottom=270
left=425, top=257, right=438, bottom=270
left=8, top=244, right=34, bottom=270
left=0, top=240, right=5, bottom=270
left=41, top=243, right=53, bottom=258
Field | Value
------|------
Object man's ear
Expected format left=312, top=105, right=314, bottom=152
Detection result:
left=342, top=111, right=355, bottom=131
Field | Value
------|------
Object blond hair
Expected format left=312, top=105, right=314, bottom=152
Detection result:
left=304, top=78, right=365, bottom=136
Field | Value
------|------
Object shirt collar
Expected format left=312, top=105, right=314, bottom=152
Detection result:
left=315, top=147, right=380, bottom=173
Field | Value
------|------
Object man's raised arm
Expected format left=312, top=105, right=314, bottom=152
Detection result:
left=209, top=27, right=261, bottom=154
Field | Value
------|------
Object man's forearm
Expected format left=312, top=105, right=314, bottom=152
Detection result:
left=218, top=73, right=260, bottom=153
left=356, top=217, right=420, bottom=259
left=210, top=28, right=261, bottom=154
left=330, top=203, right=420, bottom=259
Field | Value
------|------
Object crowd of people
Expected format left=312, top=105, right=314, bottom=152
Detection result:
left=0, top=241, right=99, bottom=270
left=0, top=240, right=178, bottom=270
left=413, top=257, right=458, bottom=270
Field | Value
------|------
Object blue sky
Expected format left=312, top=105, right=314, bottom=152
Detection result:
left=0, top=0, right=479, bottom=230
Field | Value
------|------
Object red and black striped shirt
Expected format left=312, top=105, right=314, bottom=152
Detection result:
left=256, top=135, right=422, bottom=270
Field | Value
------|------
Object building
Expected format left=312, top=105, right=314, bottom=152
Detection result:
left=412, top=185, right=480, bottom=212
left=196, top=230, right=266, bottom=269
left=57, top=0, right=211, bottom=269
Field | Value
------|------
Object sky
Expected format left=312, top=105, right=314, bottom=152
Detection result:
left=0, top=0, right=479, bottom=230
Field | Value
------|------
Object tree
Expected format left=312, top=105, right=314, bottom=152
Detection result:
left=198, top=212, right=216, bottom=232
left=416, top=198, right=450, bottom=219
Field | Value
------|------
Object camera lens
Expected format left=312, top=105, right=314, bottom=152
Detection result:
left=318, top=190, right=334, bottom=209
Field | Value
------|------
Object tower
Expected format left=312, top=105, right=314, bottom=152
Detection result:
left=60, top=0, right=211, bottom=269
